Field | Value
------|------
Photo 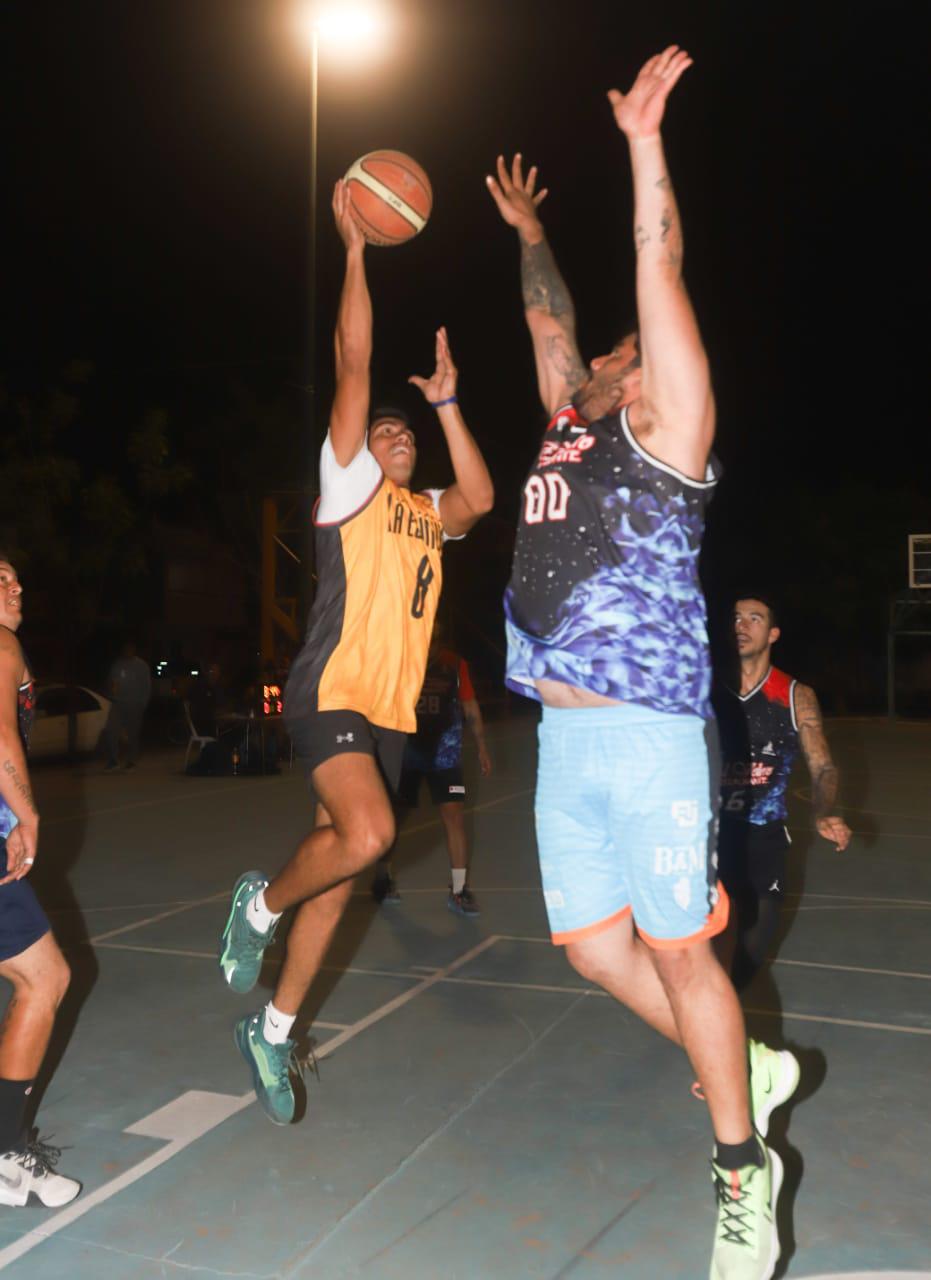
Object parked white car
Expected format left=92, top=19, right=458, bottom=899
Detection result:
left=28, top=685, right=112, bottom=758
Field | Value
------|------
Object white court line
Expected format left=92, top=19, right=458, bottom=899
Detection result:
left=89, top=892, right=226, bottom=944
left=786, top=891, right=931, bottom=906
left=743, top=1006, right=931, bottom=1037
left=42, top=781, right=249, bottom=826
left=399, top=785, right=532, bottom=838
left=794, top=904, right=931, bottom=914
left=773, top=958, right=931, bottom=981
left=0, top=938, right=499, bottom=1273
left=0, top=1090, right=252, bottom=1271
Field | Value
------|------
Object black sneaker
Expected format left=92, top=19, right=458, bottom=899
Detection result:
left=448, top=886, right=480, bottom=917
left=372, top=871, right=401, bottom=904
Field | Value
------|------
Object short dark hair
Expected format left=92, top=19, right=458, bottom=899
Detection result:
left=735, top=593, right=779, bottom=629
left=368, top=406, right=414, bottom=433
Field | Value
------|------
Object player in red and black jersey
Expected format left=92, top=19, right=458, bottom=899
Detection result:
left=713, top=596, right=851, bottom=987
left=372, top=625, right=491, bottom=915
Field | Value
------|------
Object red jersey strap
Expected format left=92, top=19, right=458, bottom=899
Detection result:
left=545, top=403, right=585, bottom=433
left=763, top=667, right=798, bottom=726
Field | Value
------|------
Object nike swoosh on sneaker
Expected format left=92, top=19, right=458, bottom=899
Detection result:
left=0, top=1171, right=23, bottom=1190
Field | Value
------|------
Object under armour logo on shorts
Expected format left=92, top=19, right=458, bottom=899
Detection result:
left=336, top=732, right=354, bottom=744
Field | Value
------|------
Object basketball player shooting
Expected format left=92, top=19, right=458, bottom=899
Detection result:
left=218, top=180, right=493, bottom=1126
left=487, top=48, right=795, bottom=1279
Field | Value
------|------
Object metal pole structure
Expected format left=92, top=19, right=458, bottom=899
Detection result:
left=308, top=27, right=319, bottom=497
left=298, top=26, right=319, bottom=626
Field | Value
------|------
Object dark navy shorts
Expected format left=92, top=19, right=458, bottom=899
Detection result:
left=0, top=838, right=51, bottom=963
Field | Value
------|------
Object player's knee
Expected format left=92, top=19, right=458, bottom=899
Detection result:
left=49, top=951, right=71, bottom=1006
left=353, top=815, right=395, bottom=866
left=564, top=940, right=603, bottom=985
left=651, top=943, right=707, bottom=992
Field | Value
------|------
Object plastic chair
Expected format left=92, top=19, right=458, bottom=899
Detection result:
left=183, top=700, right=217, bottom=771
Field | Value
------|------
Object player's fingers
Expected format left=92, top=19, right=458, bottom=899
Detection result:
left=533, top=188, right=549, bottom=207
left=656, top=45, right=680, bottom=74
left=525, top=164, right=538, bottom=196
left=665, top=53, right=693, bottom=88
left=511, top=152, right=524, bottom=188
left=485, top=175, right=506, bottom=208
left=407, top=376, right=427, bottom=390
left=496, top=154, right=512, bottom=191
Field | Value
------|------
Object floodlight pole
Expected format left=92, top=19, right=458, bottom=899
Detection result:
left=308, top=25, right=319, bottom=500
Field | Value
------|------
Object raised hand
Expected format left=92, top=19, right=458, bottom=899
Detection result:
left=332, top=179, right=365, bottom=252
left=485, top=154, right=548, bottom=234
left=409, top=327, right=458, bottom=404
left=607, top=46, right=693, bottom=141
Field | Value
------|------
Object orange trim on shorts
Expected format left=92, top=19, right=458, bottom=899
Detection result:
left=552, top=904, right=632, bottom=947
left=637, top=881, right=731, bottom=952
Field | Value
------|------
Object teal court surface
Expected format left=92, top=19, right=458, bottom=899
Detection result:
left=2, top=716, right=930, bottom=1278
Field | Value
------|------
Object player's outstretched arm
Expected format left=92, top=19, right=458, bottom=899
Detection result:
left=794, top=683, right=852, bottom=851
left=409, top=328, right=494, bottom=538
left=0, top=629, right=39, bottom=885
left=609, top=47, right=714, bottom=478
left=329, top=180, right=372, bottom=467
left=486, top=155, right=586, bottom=416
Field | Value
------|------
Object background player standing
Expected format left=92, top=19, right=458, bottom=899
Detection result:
left=0, top=556, right=80, bottom=1208
left=714, top=596, right=851, bottom=988
left=219, top=183, right=493, bottom=1126
left=487, top=48, right=796, bottom=1280
left=372, top=622, right=492, bottom=915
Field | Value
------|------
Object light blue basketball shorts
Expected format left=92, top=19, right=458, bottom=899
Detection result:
left=535, top=703, right=729, bottom=948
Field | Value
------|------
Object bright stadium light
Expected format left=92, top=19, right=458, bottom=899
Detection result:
left=298, top=4, right=392, bottom=60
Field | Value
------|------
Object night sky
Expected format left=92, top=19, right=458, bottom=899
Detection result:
left=3, top=0, right=928, bottom=698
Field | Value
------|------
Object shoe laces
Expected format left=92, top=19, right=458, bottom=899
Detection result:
left=712, top=1165, right=756, bottom=1247
left=15, top=1134, right=66, bottom=1178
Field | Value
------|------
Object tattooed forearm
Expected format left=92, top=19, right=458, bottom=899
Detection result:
left=2, top=759, right=37, bottom=815
left=810, top=763, right=840, bottom=819
left=544, top=335, right=587, bottom=392
left=634, top=224, right=651, bottom=253
left=795, top=685, right=841, bottom=818
left=520, top=236, right=576, bottom=319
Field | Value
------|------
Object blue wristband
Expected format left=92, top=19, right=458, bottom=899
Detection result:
left=430, top=396, right=458, bottom=408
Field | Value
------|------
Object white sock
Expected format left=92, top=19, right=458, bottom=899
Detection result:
left=247, top=888, right=281, bottom=935
left=450, top=868, right=467, bottom=895
left=262, top=1001, right=295, bottom=1045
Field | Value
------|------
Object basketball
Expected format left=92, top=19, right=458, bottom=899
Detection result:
left=344, top=150, right=432, bottom=247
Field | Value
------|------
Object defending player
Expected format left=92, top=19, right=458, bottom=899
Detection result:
left=218, top=182, right=493, bottom=1125
left=714, top=596, right=851, bottom=987
left=488, top=48, right=795, bottom=1279
left=0, top=556, right=81, bottom=1208
left=372, top=623, right=492, bottom=914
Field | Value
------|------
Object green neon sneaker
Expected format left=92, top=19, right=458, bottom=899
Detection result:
left=709, top=1143, right=783, bottom=1280
left=219, top=870, right=275, bottom=994
left=234, top=1012, right=298, bottom=1126
left=748, top=1039, right=800, bottom=1139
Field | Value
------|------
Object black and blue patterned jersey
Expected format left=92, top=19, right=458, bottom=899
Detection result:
left=504, top=403, right=719, bottom=718
left=404, top=651, right=475, bottom=772
left=714, top=667, right=799, bottom=825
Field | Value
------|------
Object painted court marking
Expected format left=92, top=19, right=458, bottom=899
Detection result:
left=0, top=936, right=500, bottom=1273
left=0, top=1090, right=251, bottom=1270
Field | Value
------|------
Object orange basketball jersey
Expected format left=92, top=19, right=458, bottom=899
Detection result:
left=289, top=475, right=444, bottom=733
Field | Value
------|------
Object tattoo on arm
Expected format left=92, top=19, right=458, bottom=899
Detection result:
left=2, top=759, right=37, bottom=816
left=544, top=335, right=587, bottom=391
left=519, top=237, right=576, bottom=319
left=655, top=175, right=670, bottom=190
left=794, top=686, right=840, bottom=819
left=635, top=224, right=651, bottom=253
